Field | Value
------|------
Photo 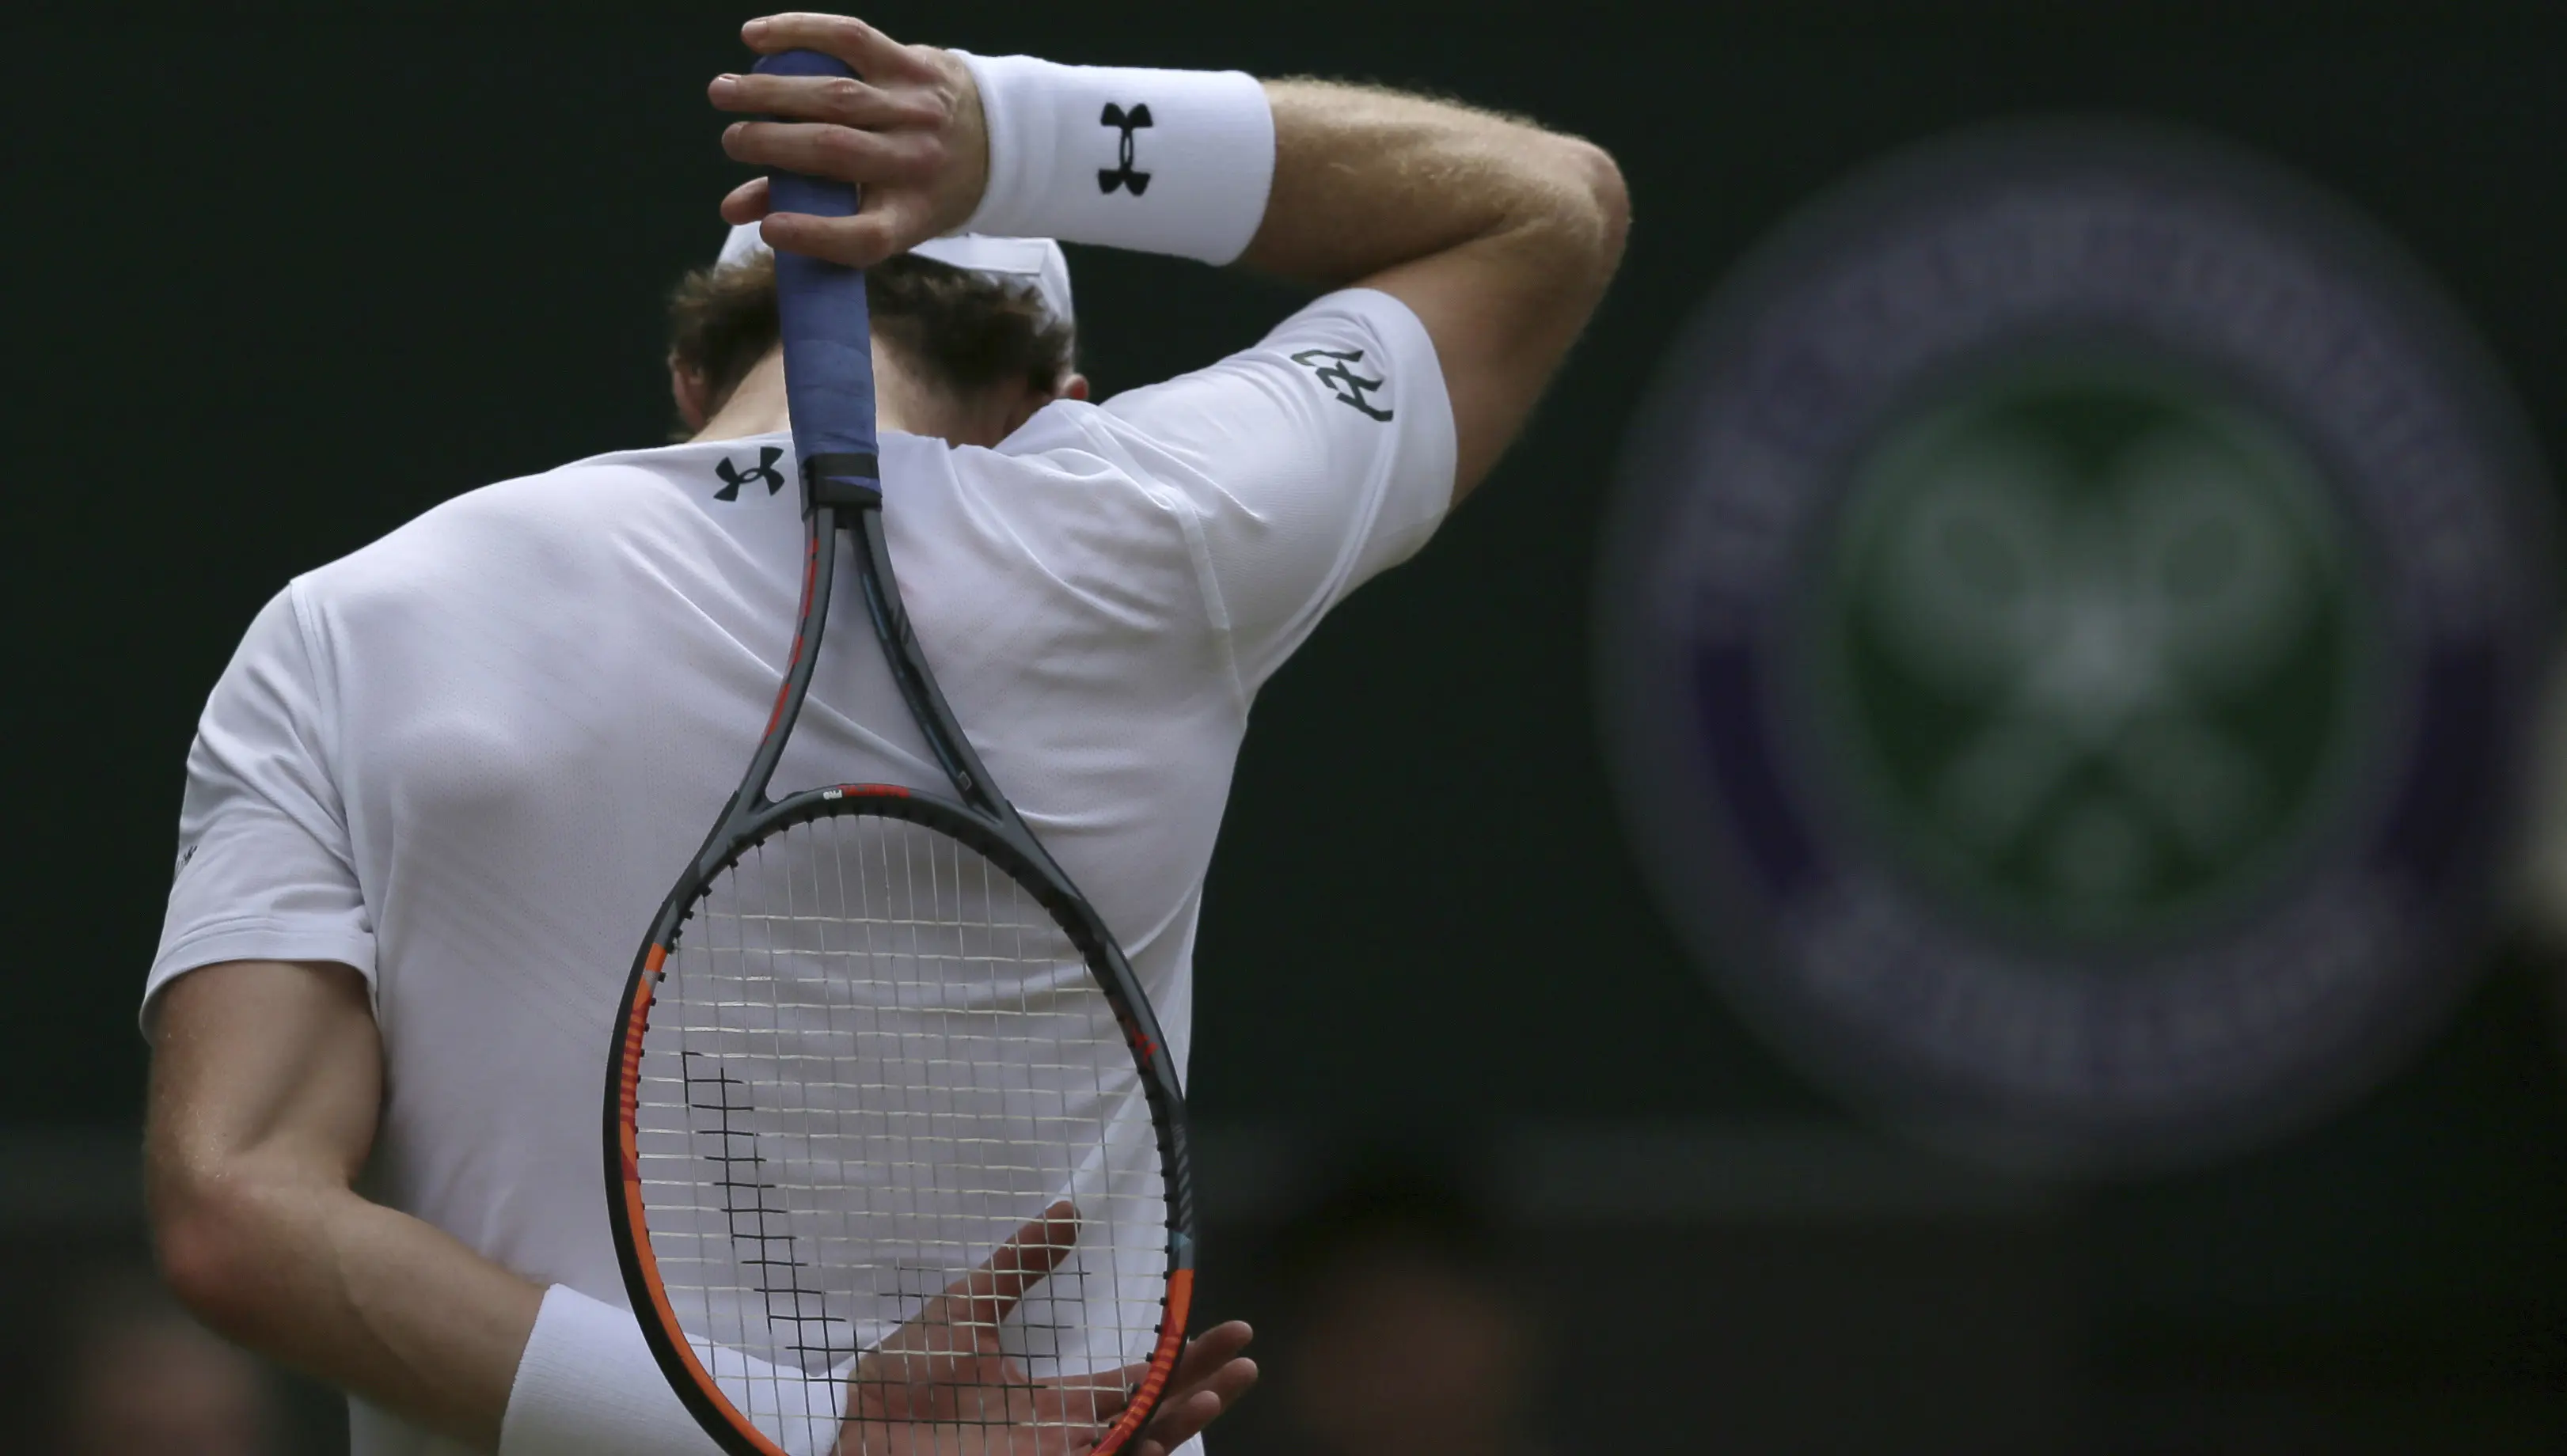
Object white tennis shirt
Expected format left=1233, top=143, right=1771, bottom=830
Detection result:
left=147, top=288, right=1452, bottom=1456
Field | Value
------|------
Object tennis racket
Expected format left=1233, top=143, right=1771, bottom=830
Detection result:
left=606, top=47, right=1194, bottom=1456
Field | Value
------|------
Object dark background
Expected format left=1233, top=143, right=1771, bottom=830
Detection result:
left=5, top=2, right=2565, bottom=1451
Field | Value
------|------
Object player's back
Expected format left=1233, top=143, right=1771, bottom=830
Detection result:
left=184, top=423, right=1240, bottom=1302
left=150, top=286, right=1455, bottom=1456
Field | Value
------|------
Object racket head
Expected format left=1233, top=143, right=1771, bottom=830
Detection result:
left=609, top=786, right=1194, bottom=1456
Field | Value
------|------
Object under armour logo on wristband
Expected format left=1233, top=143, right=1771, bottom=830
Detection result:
left=712, top=446, right=787, bottom=501
left=1292, top=347, right=1395, bottom=421
left=1098, top=102, right=1154, bottom=195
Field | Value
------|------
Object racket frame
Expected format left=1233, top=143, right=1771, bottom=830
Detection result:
left=603, top=53, right=1194, bottom=1454
left=607, top=495, right=1199, bottom=1456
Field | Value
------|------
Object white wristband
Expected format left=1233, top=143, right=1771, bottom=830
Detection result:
left=499, top=1285, right=844, bottom=1456
left=954, top=52, right=1275, bottom=265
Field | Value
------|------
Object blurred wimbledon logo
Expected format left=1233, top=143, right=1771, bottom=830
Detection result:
left=1818, top=373, right=2365, bottom=934
left=1597, top=122, right=2554, bottom=1170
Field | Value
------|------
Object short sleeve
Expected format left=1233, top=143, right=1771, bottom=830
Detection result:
left=144, top=585, right=375, bottom=1029
left=1077, top=287, right=1456, bottom=692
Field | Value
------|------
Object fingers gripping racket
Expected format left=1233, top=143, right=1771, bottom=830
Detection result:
left=607, top=49, right=1195, bottom=1456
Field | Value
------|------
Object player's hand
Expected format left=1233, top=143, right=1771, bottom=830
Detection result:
left=1124, top=1320, right=1259, bottom=1456
left=712, top=13, right=988, bottom=269
left=840, top=1201, right=1096, bottom=1454
left=837, top=1202, right=1257, bottom=1456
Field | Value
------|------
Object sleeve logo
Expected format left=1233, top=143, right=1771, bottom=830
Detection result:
left=712, top=446, right=787, bottom=501
left=1099, top=103, right=1153, bottom=195
left=1291, top=347, right=1395, bottom=421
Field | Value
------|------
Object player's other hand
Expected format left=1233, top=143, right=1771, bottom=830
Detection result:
left=712, top=13, right=988, bottom=268
left=840, top=1201, right=1259, bottom=1455
left=1127, top=1318, right=1259, bottom=1456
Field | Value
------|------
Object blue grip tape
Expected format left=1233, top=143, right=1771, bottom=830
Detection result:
left=752, top=48, right=879, bottom=506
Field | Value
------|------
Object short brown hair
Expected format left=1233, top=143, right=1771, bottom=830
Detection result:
left=666, top=251, right=1076, bottom=423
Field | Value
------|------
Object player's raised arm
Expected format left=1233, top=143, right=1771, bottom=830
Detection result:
left=713, top=13, right=1629, bottom=502
left=1240, top=83, right=1628, bottom=499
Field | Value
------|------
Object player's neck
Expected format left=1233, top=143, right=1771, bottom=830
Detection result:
left=692, top=347, right=928, bottom=444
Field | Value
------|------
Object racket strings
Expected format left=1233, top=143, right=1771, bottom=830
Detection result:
left=632, top=810, right=1169, bottom=1450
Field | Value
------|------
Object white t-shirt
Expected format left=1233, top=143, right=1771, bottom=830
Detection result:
left=147, top=289, right=1452, bottom=1456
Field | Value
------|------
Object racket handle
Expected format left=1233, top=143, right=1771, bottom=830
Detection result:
left=754, top=47, right=882, bottom=509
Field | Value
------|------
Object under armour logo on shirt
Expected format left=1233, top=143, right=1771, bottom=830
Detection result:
left=1099, top=102, right=1152, bottom=195
left=713, top=446, right=787, bottom=501
left=1291, top=347, right=1394, bottom=421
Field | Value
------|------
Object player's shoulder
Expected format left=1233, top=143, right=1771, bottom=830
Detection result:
left=417, top=440, right=726, bottom=542
left=905, top=408, right=1203, bottom=591
left=294, top=442, right=732, bottom=608
left=1047, top=287, right=1443, bottom=473
left=1263, top=286, right=1438, bottom=357
left=932, top=391, right=1210, bottom=518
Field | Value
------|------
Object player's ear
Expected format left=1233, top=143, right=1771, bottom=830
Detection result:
left=670, top=353, right=712, bottom=434
left=1058, top=373, right=1091, bottom=404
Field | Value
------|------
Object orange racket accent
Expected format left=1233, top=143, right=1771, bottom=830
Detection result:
left=764, top=530, right=823, bottom=736
left=618, top=1155, right=792, bottom=1456
left=615, top=944, right=793, bottom=1456
left=614, top=953, right=661, bottom=1181
left=1094, top=1268, right=1194, bottom=1456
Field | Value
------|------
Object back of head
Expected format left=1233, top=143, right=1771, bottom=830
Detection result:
left=666, top=250, right=1078, bottom=434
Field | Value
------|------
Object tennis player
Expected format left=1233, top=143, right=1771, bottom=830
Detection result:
left=142, top=12, right=1627, bottom=1456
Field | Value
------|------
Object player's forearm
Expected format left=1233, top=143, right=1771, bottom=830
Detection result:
left=1239, top=81, right=1627, bottom=295
left=153, top=1168, right=541, bottom=1449
left=719, top=17, right=1626, bottom=304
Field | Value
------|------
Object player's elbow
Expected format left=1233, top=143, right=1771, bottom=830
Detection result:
left=148, top=1157, right=293, bottom=1340
left=1532, top=135, right=1631, bottom=294
left=1565, top=138, right=1631, bottom=272
left=151, top=1181, right=253, bottom=1333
